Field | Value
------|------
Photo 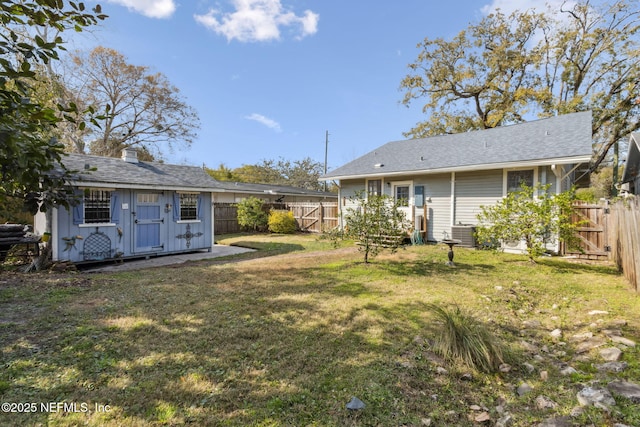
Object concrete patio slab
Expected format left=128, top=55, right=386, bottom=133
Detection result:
left=83, top=245, right=254, bottom=273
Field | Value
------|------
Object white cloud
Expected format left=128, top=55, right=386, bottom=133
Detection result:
left=245, top=113, right=282, bottom=132
left=106, top=0, right=176, bottom=18
left=194, top=0, right=319, bottom=42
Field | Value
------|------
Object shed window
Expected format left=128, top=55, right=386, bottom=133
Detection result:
left=84, top=190, right=111, bottom=224
left=179, top=193, right=198, bottom=220
left=507, top=170, right=534, bottom=193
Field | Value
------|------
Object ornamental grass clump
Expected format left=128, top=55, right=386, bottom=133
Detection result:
left=426, top=304, right=507, bottom=373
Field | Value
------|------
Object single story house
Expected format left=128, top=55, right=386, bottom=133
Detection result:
left=621, top=132, right=640, bottom=195
left=320, top=111, right=593, bottom=250
left=35, top=148, right=337, bottom=263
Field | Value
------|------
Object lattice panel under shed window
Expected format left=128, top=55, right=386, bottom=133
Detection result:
left=82, top=230, right=113, bottom=261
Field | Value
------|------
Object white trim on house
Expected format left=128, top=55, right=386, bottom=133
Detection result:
left=502, top=167, right=539, bottom=196
left=322, top=155, right=592, bottom=182
left=390, top=180, right=413, bottom=222
left=450, top=172, right=455, bottom=230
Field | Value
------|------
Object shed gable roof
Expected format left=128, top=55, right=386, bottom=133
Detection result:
left=323, top=111, right=593, bottom=180
left=61, top=153, right=336, bottom=197
left=63, top=153, right=220, bottom=191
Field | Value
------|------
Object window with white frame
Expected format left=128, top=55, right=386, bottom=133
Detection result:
left=84, top=190, right=111, bottom=223
left=395, top=185, right=410, bottom=207
left=367, top=179, right=382, bottom=196
left=179, top=193, right=198, bottom=220
left=507, top=170, right=534, bottom=193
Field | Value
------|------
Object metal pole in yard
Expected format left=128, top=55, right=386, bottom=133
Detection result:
left=324, top=130, right=329, bottom=192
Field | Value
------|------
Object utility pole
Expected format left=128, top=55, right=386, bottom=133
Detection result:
left=324, top=130, right=329, bottom=192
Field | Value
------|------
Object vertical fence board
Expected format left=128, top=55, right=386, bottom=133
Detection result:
left=569, top=197, right=639, bottom=292
left=610, top=197, right=640, bottom=293
left=566, top=202, right=609, bottom=260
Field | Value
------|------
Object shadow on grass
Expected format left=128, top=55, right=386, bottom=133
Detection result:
left=228, top=240, right=304, bottom=255
left=0, top=267, right=444, bottom=426
left=537, top=257, right=621, bottom=276
left=379, top=259, right=496, bottom=277
left=2, top=246, right=639, bottom=426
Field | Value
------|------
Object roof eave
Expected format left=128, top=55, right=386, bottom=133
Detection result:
left=320, top=155, right=593, bottom=181
left=70, top=181, right=217, bottom=193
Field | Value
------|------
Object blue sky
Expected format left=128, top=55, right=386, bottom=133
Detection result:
left=76, top=0, right=561, bottom=171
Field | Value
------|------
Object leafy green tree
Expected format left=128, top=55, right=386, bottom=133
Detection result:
left=206, top=163, right=239, bottom=181
left=237, top=197, right=268, bottom=232
left=339, top=191, right=410, bottom=263
left=400, top=9, right=545, bottom=136
left=230, top=157, right=326, bottom=191
left=400, top=0, right=640, bottom=173
left=0, top=1, right=106, bottom=214
left=475, top=184, right=579, bottom=263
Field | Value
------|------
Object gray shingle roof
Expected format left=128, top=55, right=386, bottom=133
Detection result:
left=61, top=153, right=336, bottom=197
left=63, top=153, right=222, bottom=190
left=322, top=111, right=593, bottom=180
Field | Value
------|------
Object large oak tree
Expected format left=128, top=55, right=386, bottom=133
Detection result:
left=400, top=0, right=640, bottom=174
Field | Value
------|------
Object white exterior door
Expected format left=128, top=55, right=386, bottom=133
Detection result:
left=392, top=181, right=413, bottom=223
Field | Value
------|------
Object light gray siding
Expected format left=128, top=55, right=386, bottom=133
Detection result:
left=339, top=180, right=365, bottom=228
left=414, top=174, right=451, bottom=241
left=454, top=170, right=503, bottom=225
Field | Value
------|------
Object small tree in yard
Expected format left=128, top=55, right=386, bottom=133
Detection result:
left=476, top=184, right=579, bottom=263
left=340, top=191, right=411, bottom=263
left=237, top=197, right=268, bottom=231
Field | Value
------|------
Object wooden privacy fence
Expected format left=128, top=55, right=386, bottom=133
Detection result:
left=565, top=198, right=640, bottom=293
left=214, top=202, right=339, bottom=235
left=609, top=197, right=640, bottom=293
left=566, top=201, right=611, bottom=260
left=286, top=202, right=339, bottom=233
left=214, top=203, right=242, bottom=235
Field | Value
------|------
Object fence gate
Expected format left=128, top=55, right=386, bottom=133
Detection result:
left=565, top=202, right=610, bottom=260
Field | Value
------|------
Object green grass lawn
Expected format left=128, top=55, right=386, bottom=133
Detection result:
left=1, top=234, right=639, bottom=426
